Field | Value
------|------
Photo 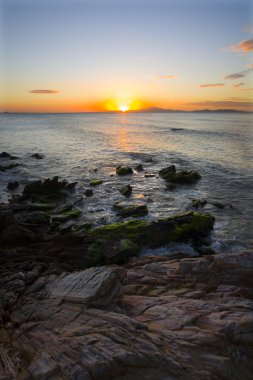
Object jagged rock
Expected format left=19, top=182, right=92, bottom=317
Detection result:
left=7, top=181, right=19, bottom=191
left=23, top=176, right=77, bottom=197
left=116, top=166, right=133, bottom=176
left=119, top=184, right=132, bottom=197
left=159, top=165, right=201, bottom=184
left=2, top=251, right=253, bottom=379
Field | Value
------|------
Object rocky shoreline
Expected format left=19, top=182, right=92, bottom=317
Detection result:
left=0, top=154, right=252, bottom=379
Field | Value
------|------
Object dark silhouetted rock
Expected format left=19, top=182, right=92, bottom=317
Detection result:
left=192, top=199, right=207, bottom=208
left=135, top=164, right=143, bottom=172
left=0, top=152, right=19, bottom=160
left=31, top=153, right=44, bottom=159
left=119, top=184, right=132, bottom=196
left=23, top=176, right=77, bottom=197
left=84, top=189, right=94, bottom=197
left=116, top=166, right=133, bottom=176
left=7, top=181, right=19, bottom=191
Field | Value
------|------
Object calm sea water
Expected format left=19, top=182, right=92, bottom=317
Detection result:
left=0, top=112, right=252, bottom=254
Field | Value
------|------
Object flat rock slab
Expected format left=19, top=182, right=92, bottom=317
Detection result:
left=48, top=266, right=124, bottom=307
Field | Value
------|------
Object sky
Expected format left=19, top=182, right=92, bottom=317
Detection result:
left=0, top=0, right=253, bottom=112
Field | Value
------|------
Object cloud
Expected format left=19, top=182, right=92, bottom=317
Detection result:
left=239, top=88, right=253, bottom=91
left=189, top=100, right=253, bottom=108
left=227, top=39, right=253, bottom=53
left=224, top=72, right=246, bottom=80
left=159, top=75, right=178, bottom=79
left=198, top=83, right=224, bottom=88
left=30, top=90, right=59, bottom=94
left=243, top=26, right=253, bottom=33
left=233, top=82, right=245, bottom=88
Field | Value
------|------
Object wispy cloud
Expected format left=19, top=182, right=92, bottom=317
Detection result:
left=189, top=100, right=253, bottom=108
left=239, top=88, right=253, bottom=91
left=233, top=83, right=245, bottom=88
left=159, top=75, right=178, bottom=79
left=30, top=90, right=59, bottom=94
left=224, top=72, right=246, bottom=80
left=243, top=26, right=253, bottom=33
left=227, top=39, right=253, bottom=53
left=198, top=83, right=224, bottom=88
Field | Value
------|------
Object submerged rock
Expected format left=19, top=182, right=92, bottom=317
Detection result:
left=119, top=184, right=132, bottom=196
left=159, top=165, right=201, bottom=184
left=84, top=189, right=94, bottom=197
left=0, top=163, right=20, bottom=172
left=192, top=199, right=207, bottom=208
left=116, top=166, right=133, bottom=176
left=31, top=153, right=44, bottom=159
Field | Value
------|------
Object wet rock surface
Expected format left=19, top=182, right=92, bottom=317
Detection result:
left=0, top=251, right=252, bottom=379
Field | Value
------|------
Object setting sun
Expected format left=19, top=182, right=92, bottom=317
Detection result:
left=119, top=105, right=129, bottom=112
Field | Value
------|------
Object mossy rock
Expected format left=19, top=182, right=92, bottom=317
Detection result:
left=117, top=204, right=148, bottom=218
left=159, top=165, right=201, bottom=184
left=26, top=202, right=57, bottom=211
left=51, top=207, right=82, bottom=222
left=89, top=179, right=103, bottom=186
left=116, top=166, right=133, bottom=176
left=119, top=184, right=132, bottom=196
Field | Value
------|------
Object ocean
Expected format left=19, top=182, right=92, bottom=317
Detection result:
left=0, top=112, right=252, bottom=254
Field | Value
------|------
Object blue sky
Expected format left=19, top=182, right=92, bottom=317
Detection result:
left=1, top=0, right=252, bottom=112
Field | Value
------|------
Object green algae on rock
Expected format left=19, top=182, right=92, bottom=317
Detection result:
left=87, top=211, right=215, bottom=264
left=159, top=165, right=201, bottom=184
left=119, top=184, right=132, bottom=196
left=89, top=179, right=103, bottom=186
left=116, top=166, right=133, bottom=176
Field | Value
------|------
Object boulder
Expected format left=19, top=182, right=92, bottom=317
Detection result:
left=116, top=204, right=148, bottom=218
left=48, top=266, right=123, bottom=307
left=119, top=184, right=132, bottom=196
left=192, top=199, right=207, bottom=208
left=159, top=165, right=201, bottom=184
left=116, top=166, right=133, bottom=176
left=0, top=152, right=19, bottom=160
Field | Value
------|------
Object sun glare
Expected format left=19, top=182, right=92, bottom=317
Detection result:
left=119, top=105, right=129, bottom=112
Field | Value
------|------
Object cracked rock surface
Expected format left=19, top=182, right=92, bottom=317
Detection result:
left=0, top=251, right=253, bottom=379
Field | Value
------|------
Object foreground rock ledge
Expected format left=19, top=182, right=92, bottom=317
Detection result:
left=1, top=251, right=253, bottom=380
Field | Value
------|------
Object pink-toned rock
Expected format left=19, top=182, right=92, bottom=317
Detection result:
left=0, top=251, right=253, bottom=379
